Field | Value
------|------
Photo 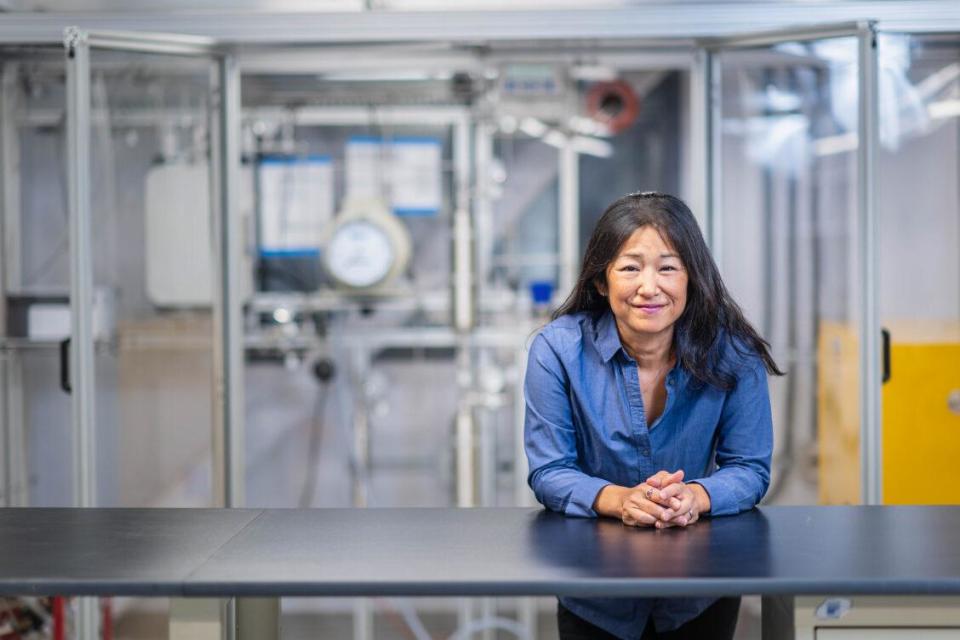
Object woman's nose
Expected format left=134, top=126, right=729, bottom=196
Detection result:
left=636, top=269, right=657, bottom=295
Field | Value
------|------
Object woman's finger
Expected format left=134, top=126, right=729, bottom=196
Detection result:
left=627, top=493, right=671, bottom=521
left=658, top=483, right=685, bottom=500
left=658, top=489, right=693, bottom=521
left=647, top=471, right=685, bottom=495
left=637, top=484, right=671, bottom=507
left=644, top=470, right=670, bottom=488
left=623, top=504, right=657, bottom=527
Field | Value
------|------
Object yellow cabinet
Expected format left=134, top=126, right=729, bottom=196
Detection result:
left=818, top=321, right=960, bottom=505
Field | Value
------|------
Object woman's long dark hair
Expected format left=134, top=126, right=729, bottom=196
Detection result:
left=553, top=191, right=783, bottom=389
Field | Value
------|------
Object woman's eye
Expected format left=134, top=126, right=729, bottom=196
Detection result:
left=620, top=265, right=639, bottom=272
left=660, top=265, right=677, bottom=272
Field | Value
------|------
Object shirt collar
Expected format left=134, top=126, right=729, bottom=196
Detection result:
left=593, top=310, right=690, bottom=387
left=594, top=309, right=623, bottom=363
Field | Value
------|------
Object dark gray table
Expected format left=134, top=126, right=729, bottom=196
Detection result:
left=2, top=505, right=960, bottom=598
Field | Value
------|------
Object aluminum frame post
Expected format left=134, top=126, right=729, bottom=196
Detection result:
left=64, top=25, right=97, bottom=513
left=64, top=25, right=99, bottom=640
left=684, top=49, right=709, bottom=233
left=858, top=21, right=882, bottom=505
left=0, top=91, right=29, bottom=491
left=705, top=49, right=722, bottom=257
left=215, top=53, right=245, bottom=508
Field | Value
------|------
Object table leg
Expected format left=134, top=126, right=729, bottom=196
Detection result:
left=236, top=598, right=279, bottom=640
left=169, top=598, right=223, bottom=640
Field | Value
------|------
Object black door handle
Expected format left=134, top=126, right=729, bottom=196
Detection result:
left=59, top=337, right=72, bottom=394
left=881, top=328, right=891, bottom=384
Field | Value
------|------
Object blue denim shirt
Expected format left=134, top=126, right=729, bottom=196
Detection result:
left=524, top=310, right=773, bottom=639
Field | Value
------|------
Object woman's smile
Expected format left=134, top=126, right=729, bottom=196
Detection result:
left=633, top=303, right=666, bottom=314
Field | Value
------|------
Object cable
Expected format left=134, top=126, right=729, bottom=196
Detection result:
left=298, top=358, right=335, bottom=508
left=446, top=615, right=532, bottom=640
left=379, top=598, right=432, bottom=640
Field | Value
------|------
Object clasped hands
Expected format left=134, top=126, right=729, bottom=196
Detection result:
left=620, top=469, right=708, bottom=529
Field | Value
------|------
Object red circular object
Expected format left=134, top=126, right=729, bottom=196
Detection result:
left=585, top=80, right=640, bottom=135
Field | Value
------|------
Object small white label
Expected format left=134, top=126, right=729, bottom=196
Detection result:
left=815, top=598, right=852, bottom=620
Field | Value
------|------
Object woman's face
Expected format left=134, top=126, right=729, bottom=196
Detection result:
left=600, top=225, right=688, bottom=345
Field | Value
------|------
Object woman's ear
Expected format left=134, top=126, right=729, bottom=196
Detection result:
left=594, top=278, right=607, bottom=297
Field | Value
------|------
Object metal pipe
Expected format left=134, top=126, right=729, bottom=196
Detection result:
left=85, top=30, right=217, bottom=56
left=452, top=114, right=473, bottom=332
left=702, top=22, right=863, bottom=50
left=249, top=105, right=468, bottom=128
left=217, top=54, right=245, bottom=508
left=65, top=27, right=99, bottom=640
left=1, top=63, right=21, bottom=295
left=513, top=346, right=532, bottom=508
left=65, top=25, right=96, bottom=510
left=857, top=21, right=882, bottom=505
left=558, top=143, right=578, bottom=298
left=706, top=50, right=723, bottom=257
left=685, top=49, right=709, bottom=230
left=0, top=62, right=17, bottom=508
left=474, top=122, right=495, bottom=301
left=7, top=7, right=960, bottom=45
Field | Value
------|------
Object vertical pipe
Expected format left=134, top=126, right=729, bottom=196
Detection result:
left=0, top=72, right=26, bottom=494
left=1, top=63, right=21, bottom=295
left=474, top=123, right=495, bottom=303
left=5, top=352, right=26, bottom=506
left=558, top=143, right=578, bottom=298
left=0, top=63, right=12, bottom=507
left=53, top=597, right=65, bottom=640
left=0, top=352, right=6, bottom=507
left=451, top=111, right=476, bottom=640
left=513, top=346, right=531, bottom=507
left=455, top=400, right=475, bottom=507
left=706, top=50, right=723, bottom=259
left=351, top=346, right=370, bottom=509
left=65, top=25, right=96, bottom=510
left=453, top=114, right=474, bottom=332
left=217, top=54, right=245, bottom=508
left=353, top=599, right=373, bottom=640
left=857, top=22, right=882, bottom=505
left=686, top=50, right=709, bottom=232
left=101, top=597, right=113, bottom=640
left=65, top=26, right=99, bottom=640
left=761, top=68, right=775, bottom=340
left=209, top=60, right=226, bottom=508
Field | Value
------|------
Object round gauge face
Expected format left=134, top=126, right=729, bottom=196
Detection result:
left=325, top=219, right=396, bottom=288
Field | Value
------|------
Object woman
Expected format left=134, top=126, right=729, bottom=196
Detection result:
left=524, top=192, right=782, bottom=640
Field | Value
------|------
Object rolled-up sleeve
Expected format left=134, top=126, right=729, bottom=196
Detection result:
left=524, top=333, right=609, bottom=517
left=690, top=356, right=773, bottom=516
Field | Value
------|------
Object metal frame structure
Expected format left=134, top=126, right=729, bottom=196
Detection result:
left=60, top=26, right=239, bottom=639
left=702, top=20, right=883, bottom=505
left=1, top=5, right=953, bottom=638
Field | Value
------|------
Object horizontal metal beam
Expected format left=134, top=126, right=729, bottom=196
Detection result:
left=0, top=4, right=958, bottom=45
left=84, top=29, right=219, bottom=56
left=237, top=45, right=695, bottom=74
left=701, top=21, right=866, bottom=50
left=245, top=105, right=467, bottom=127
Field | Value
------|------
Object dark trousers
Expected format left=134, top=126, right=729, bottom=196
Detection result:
left=557, top=598, right=741, bottom=640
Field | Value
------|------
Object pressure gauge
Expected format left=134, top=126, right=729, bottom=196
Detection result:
left=322, top=198, right=411, bottom=290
